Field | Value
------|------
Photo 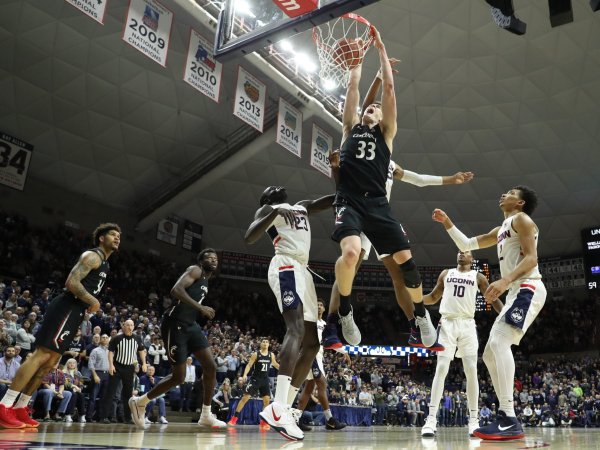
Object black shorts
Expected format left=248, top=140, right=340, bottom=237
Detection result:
left=35, top=293, right=87, bottom=354
left=161, top=318, right=209, bottom=365
left=331, top=192, right=411, bottom=255
left=245, top=377, right=271, bottom=397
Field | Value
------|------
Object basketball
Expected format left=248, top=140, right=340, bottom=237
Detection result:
left=331, top=38, right=364, bottom=69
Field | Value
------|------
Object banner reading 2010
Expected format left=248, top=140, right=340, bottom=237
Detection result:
left=233, top=67, right=266, bottom=132
left=123, top=0, right=173, bottom=67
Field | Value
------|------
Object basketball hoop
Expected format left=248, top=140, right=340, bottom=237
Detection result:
left=312, top=13, right=375, bottom=89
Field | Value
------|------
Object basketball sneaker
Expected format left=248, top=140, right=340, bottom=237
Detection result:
left=290, top=408, right=311, bottom=432
left=489, top=6, right=526, bottom=35
left=326, top=417, right=346, bottom=430
left=415, top=310, right=437, bottom=348
left=473, top=410, right=524, bottom=440
left=0, top=404, right=25, bottom=429
left=198, top=412, right=226, bottom=429
left=321, top=323, right=343, bottom=350
left=13, top=407, right=38, bottom=428
left=259, top=401, right=303, bottom=441
left=468, top=417, right=480, bottom=437
left=128, top=397, right=147, bottom=429
left=421, top=416, right=437, bottom=438
left=339, top=307, right=361, bottom=346
left=227, top=415, right=238, bottom=426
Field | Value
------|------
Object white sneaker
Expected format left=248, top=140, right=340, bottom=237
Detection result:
left=158, top=416, right=168, bottom=424
left=64, top=415, right=73, bottom=423
left=468, top=417, right=479, bottom=436
left=79, top=415, right=86, bottom=423
left=415, top=309, right=437, bottom=348
left=144, top=417, right=153, bottom=424
left=339, top=307, right=361, bottom=346
left=421, top=415, right=437, bottom=438
left=198, top=412, right=226, bottom=429
left=128, top=397, right=147, bottom=429
left=259, top=402, right=303, bottom=441
left=290, top=408, right=302, bottom=424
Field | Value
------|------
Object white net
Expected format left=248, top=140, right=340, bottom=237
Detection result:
left=312, top=13, right=375, bottom=89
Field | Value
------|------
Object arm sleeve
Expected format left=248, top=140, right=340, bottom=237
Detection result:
left=446, top=226, right=480, bottom=251
left=400, top=170, right=443, bottom=187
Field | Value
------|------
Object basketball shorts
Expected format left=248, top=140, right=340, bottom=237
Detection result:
left=332, top=192, right=411, bottom=256
left=437, top=317, right=478, bottom=359
left=360, top=233, right=390, bottom=261
left=493, top=279, right=547, bottom=345
left=245, top=377, right=271, bottom=397
left=162, top=317, right=209, bottom=365
left=306, top=352, right=325, bottom=381
left=36, top=293, right=87, bottom=354
left=268, top=254, right=318, bottom=323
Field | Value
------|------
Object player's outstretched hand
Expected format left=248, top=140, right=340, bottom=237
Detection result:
left=87, top=299, right=101, bottom=314
left=432, top=208, right=448, bottom=223
left=328, top=149, right=340, bottom=169
left=276, top=206, right=296, bottom=229
left=200, top=305, right=216, bottom=319
left=484, top=279, right=509, bottom=302
left=452, top=172, right=474, bottom=184
left=371, top=26, right=383, bottom=49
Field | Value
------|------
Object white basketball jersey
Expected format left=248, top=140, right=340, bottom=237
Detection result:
left=316, top=318, right=326, bottom=357
left=385, top=161, right=396, bottom=200
left=439, top=269, right=479, bottom=319
left=267, top=203, right=311, bottom=265
left=497, top=215, right=541, bottom=282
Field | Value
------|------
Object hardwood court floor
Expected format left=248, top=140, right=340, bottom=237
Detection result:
left=0, top=423, right=598, bottom=449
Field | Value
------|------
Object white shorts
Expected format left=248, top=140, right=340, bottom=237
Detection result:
left=437, top=317, right=478, bottom=359
left=493, top=279, right=546, bottom=345
left=306, top=352, right=324, bottom=380
left=268, top=255, right=318, bottom=323
left=360, top=233, right=389, bottom=261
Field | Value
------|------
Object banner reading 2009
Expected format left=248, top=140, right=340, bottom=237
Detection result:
left=123, top=0, right=173, bottom=67
left=233, top=67, right=266, bottom=132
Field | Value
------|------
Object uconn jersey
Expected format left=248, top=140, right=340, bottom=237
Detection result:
left=266, top=203, right=311, bottom=265
left=439, top=269, right=479, bottom=319
left=339, top=124, right=391, bottom=197
left=497, top=215, right=541, bottom=282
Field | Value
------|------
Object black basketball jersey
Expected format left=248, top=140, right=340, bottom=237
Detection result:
left=165, top=273, right=209, bottom=325
left=75, top=248, right=110, bottom=299
left=339, top=123, right=391, bottom=198
left=252, top=351, right=272, bottom=380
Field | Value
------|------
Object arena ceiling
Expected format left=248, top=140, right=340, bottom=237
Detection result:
left=1, top=0, right=600, bottom=266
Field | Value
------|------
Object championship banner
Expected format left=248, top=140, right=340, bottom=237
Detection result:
left=64, top=0, right=108, bottom=24
left=156, top=218, right=178, bottom=245
left=233, top=67, right=266, bottom=132
left=276, top=98, right=302, bottom=157
left=123, top=0, right=173, bottom=67
left=183, top=29, right=223, bottom=103
left=182, top=220, right=203, bottom=253
left=309, top=124, right=332, bottom=177
left=0, top=132, right=34, bottom=191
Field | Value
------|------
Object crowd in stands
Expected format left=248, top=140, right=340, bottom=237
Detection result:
left=1, top=210, right=600, bottom=428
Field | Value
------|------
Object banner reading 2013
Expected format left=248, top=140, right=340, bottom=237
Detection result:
left=123, top=0, right=173, bottom=67
left=233, top=67, right=266, bottom=132
left=310, top=124, right=332, bottom=178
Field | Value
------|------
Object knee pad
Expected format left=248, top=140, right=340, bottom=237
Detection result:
left=399, top=259, right=422, bottom=288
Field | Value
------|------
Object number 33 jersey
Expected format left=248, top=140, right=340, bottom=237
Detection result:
left=439, top=269, right=479, bottom=319
left=266, top=203, right=311, bottom=265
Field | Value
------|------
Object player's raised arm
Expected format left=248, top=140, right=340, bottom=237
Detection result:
left=394, top=164, right=475, bottom=187
left=372, top=28, right=396, bottom=144
left=297, top=194, right=336, bottom=215
left=342, top=65, right=362, bottom=142
left=423, top=270, right=448, bottom=305
left=360, top=58, right=400, bottom=116
left=244, top=205, right=296, bottom=244
left=432, top=209, right=499, bottom=251
left=170, top=266, right=214, bottom=318
left=65, top=251, right=103, bottom=311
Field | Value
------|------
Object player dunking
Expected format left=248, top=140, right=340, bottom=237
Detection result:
left=420, top=251, right=496, bottom=438
left=293, top=299, right=347, bottom=431
left=328, top=29, right=436, bottom=351
left=433, top=185, right=546, bottom=440
left=129, top=248, right=226, bottom=429
left=228, top=338, right=280, bottom=429
left=245, top=186, right=334, bottom=441
left=0, top=223, right=120, bottom=429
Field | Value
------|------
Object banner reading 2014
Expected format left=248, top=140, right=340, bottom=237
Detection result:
left=183, top=29, right=222, bottom=103
left=123, top=0, right=173, bottom=67
left=310, top=124, right=332, bottom=178
left=233, top=67, right=266, bottom=132
left=276, top=98, right=302, bottom=157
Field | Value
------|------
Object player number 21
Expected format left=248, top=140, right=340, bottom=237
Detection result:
left=356, top=141, right=376, bottom=160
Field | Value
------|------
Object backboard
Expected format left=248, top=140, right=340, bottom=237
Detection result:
left=210, top=0, right=381, bottom=61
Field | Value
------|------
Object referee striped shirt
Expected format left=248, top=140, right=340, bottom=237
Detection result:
left=108, top=333, right=143, bottom=366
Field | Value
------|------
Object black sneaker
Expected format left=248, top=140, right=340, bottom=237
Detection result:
left=101, top=418, right=111, bottom=424
left=489, top=6, right=526, bottom=35
left=326, top=417, right=347, bottom=430
left=473, top=411, right=524, bottom=440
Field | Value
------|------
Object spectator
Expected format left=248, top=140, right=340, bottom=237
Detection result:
left=358, top=385, right=373, bottom=407
left=212, top=378, right=231, bottom=422
left=86, top=334, right=110, bottom=422
left=34, top=364, right=72, bottom=422
left=225, top=350, right=240, bottom=383
left=59, top=328, right=85, bottom=368
left=139, top=366, right=167, bottom=424
left=15, top=319, right=35, bottom=358
left=63, top=358, right=86, bottom=423
left=0, top=346, right=20, bottom=397
left=180, top=357, right=196, bottom=412
left=148, top=337, right=166, bottom=369
left=480, top=404, right=492, bottom=426
left=373, top=386, right=387, bottom=425
left=231, top=377, right=245, bottom=399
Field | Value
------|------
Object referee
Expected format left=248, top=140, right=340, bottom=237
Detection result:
left=99, top=320, right=147, bottom=423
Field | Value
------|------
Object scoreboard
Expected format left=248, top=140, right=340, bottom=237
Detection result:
left=472, top=258, right=490, bottom=312
left=581, top=226, right=600, bottom=290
